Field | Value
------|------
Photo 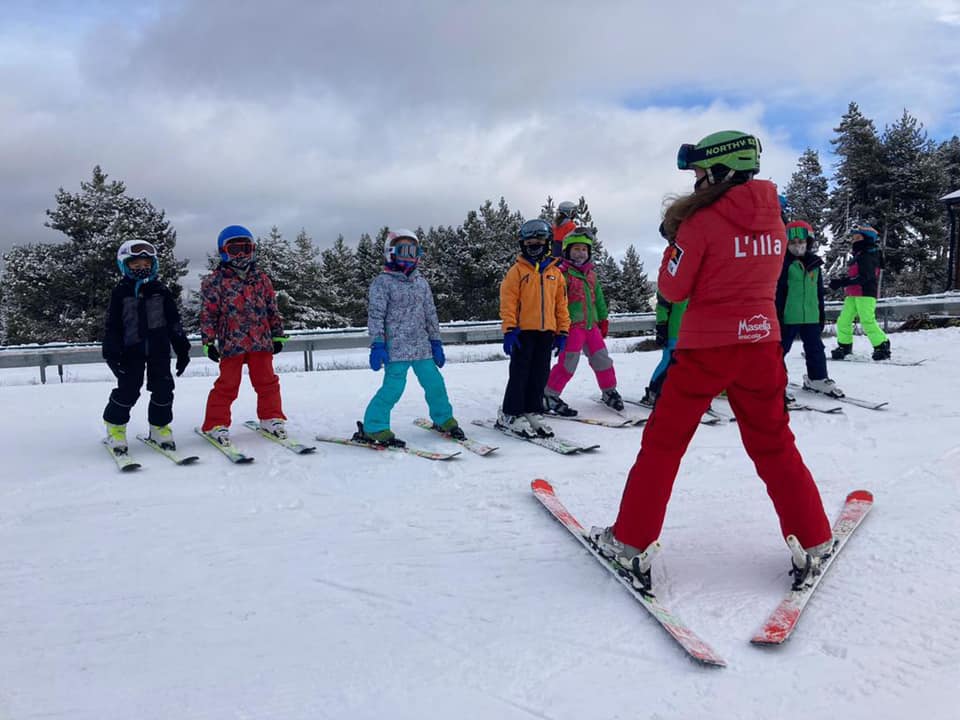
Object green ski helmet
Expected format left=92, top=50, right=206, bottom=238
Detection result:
left=561, top=226, right=596, bottom=261
left=676, top=130, right=762, bottom=185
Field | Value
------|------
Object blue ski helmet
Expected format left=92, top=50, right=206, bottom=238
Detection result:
left=217, top=225, right=255, bottom=263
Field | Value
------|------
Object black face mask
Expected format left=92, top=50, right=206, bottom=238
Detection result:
left=522, top=242, right=548, bottom=260
left=129, top=266, right=153, bottom=280
left=230, top=256, right=253, bottom=270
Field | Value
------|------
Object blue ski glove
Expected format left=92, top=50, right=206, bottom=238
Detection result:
left=430, top=339, right=445, bottom=368
left=502, top=328, right=521, bottom=356
left=369, top=341, right=389, bottom=371
left=553, top=333, right=567, bottom=356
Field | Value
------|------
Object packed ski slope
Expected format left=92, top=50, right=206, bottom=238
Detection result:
left=1, top=328, right=958, bottom=720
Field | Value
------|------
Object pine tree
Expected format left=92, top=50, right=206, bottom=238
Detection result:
left=823, top=103, right=885, bottom=277
left=616, top=245, right=654, bottom=312
left=875, top=111, right=948, bottom=294
left=1, top=166, right=188, bottom=344
left=321, top=235, right=363, bottom=325
left=785, top=149, right=829, bottom=238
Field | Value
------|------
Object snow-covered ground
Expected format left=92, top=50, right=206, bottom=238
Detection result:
left=1, top=329, right=958, bottom=720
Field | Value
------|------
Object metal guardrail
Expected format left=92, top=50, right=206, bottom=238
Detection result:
left=2, top=293, right=958, bottom=383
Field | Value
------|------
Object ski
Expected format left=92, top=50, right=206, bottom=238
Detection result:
left=751, top=489, right=874, bottom=645
left=136, top=435, right=199, bottom=465
left=786, top=401, right=844, bottom=414
left=589, top=399, right=649, bottom=425
left=314, top=434, right=460, bottom=461
left=103, top=441, right=141, bottom=472
left=827, top=354, right=925, bottom=367
left=194, top=427, right=255, bottom=464
left=530, top=479, right=726, bottom=667
left=789, top=383, right=888, bottom=410
left=704, top=406, right=735, bottom=423
left=623, top=397, right=724, bottom=426
left=243, top=421, right=316, bottom=454
left=412, top=418, right=498, bottom=456
left=544, top=413, right=636, bottom=428
left=472, top=419, right=599, bottom=455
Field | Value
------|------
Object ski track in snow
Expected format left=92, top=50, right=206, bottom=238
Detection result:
left=0, top=329, right=958, bottom=719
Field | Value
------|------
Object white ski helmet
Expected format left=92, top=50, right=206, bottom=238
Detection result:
left=116, top=240, right=159, bottom=281
left=385, top=228, right=422, bottom=263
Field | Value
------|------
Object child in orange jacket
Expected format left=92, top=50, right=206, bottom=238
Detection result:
left=498, top=218, right=571, bottom=438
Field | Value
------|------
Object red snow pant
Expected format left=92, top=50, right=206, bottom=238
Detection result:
left=613, top=342, right=832, bottom=552
left=201, top=351, right=285, bottom=431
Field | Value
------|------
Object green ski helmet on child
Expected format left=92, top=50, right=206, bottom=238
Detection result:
left=561, top=226, right=596, bottom=261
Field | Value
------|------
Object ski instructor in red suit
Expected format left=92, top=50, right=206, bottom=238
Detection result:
left=589, top=131, right=833, bottom=594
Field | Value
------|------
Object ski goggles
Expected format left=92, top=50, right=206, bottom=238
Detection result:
left=787, top=225, right=811, bottom=242
left=519, top=219, right=551, bottom=241
left=390, top=242, right=422, bottom=259
left=676, top=135, right=762, bottom=170
left=128, top=241, right=157, bottom=257
left=223, top=238, right=254, bottom=256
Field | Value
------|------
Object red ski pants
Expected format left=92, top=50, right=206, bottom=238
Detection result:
left=613, top=342, right=832, bottom=551
left=202, top=351, right=285, bottom=431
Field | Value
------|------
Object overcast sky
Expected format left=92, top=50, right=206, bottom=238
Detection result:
left=2, top=0, right=959, bottom=283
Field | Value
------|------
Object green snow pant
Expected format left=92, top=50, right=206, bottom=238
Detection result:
left=835, top=296, right=888, bottom=347
left=363, top=359, right=455, bottom=434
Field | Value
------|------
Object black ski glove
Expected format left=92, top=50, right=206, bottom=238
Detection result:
left=175, top=352, right=190, bottom=377
left=204, top=344, right=220, bottom=363
left=655, top=323, right=668, bottom=348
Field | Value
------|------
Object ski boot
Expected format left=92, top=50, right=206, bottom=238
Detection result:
left=640, top=386, right=658, bottom=407
left=787, top=535, right=835, bottom=590
left=524, top=413, right=555, bottom=438
left=496, top=409, right=536, bottom=438
left=601, top=388, right=625, bottom=412
left=352, top=421, right=406, bottom=448
left=148, top=424, right=176, bottom=451
left=104, top=422, right=128, bottom=452
left=830, top=342, right=853, bottom=360
left=802, top=375, right=844, bottom=398
left=587, top=526, right=660, bottom=595
left=435, top=417, right=466, bottom=440
left=871, top=340, right=891, bottom=361
left=259, top=418, right=288, bottom=440
left=543, top=392, right=578, bottom=417
left=205, top=425, right=231, bottom=447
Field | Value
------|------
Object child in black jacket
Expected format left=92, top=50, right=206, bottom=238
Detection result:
left=102, top=240, right=191, bottom=452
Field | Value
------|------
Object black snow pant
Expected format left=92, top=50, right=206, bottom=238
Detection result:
left=502, top=330, right=555, bottom=416
left=103, top=358, right=175, bottom=427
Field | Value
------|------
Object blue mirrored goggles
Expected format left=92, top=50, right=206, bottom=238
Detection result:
left=390, top=242, right=422, bottom=259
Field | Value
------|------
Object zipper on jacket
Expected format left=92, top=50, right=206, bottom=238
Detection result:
left=540, top=265, right=546, bottom=329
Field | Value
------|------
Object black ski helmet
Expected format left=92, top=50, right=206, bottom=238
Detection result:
left=518, top=218, right=551, bottom=261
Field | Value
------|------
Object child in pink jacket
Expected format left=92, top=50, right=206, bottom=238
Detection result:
left=543, top=227, right=622, bottom=415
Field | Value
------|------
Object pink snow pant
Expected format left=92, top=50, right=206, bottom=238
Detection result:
left=546, top=324, right=616, bottom=395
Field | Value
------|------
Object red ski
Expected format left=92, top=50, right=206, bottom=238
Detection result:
left=531, top=479, right=726, bottom=667
left=751, top=489, right=874, bottom=645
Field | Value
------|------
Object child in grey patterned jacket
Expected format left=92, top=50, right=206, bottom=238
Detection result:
left=353, top=229, right=464, bottom=447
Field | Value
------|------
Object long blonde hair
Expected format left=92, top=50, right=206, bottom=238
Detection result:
left=660, top=181, right=740, bottom=242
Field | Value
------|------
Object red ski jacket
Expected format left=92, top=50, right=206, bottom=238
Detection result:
left=657, top=180, right=785, bottom=349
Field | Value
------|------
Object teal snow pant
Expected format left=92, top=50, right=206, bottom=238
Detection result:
left=363, top=359, right=454, bottom=434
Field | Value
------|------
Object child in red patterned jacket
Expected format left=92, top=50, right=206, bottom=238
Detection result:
left=199, top=225, right=289, bottom=447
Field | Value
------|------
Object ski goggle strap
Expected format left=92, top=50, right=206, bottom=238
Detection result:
left=676, top=135, right=762, bottom=170
left=787, top=225, right=811, bottom=241
left=128, top=241, right=158, bottom=257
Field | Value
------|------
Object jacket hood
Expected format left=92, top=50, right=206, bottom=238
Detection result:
left=852, top=238, right=878, bottom=255
left=710, top=179, right=783, bottom=232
